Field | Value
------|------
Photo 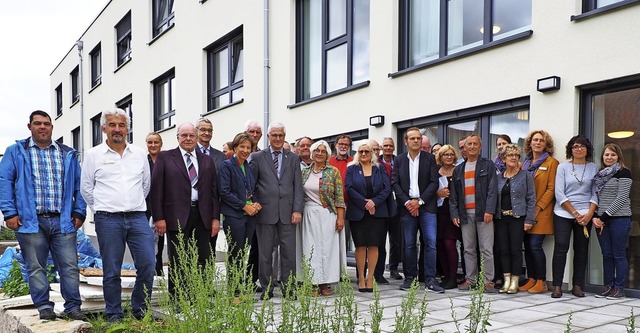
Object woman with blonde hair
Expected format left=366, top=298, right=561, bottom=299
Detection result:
left=435, top=144, right=461, bottom=289
left=345, top=143, right=391, bottom=292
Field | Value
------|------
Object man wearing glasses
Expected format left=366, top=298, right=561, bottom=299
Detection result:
left=329, top=134, right=354, bottom=261
left=392, top=127, right=444, bottom=293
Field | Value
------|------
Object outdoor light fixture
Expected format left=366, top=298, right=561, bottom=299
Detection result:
left=537, top=76, right=561, bottom=92
left=369, top=115, right=385, bottom=127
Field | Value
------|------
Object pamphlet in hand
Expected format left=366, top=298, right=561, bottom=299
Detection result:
left=437, top=176, right=448, bottom=207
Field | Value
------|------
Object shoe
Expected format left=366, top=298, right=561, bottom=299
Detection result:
left=499, top=274, right=511, bottom=294
left=390, top=270, right=403, bottom=280
left=108, top=314, right=124, bottom=323
left=606, top=288, right=625, bottom=300
left=458, top=280, right=475, bottom=291
left=399, top=279, right=414, bottom=291
left=528, top=280, right=549, bottom=294
left=254, top=284, right=263, bottom=293
left=518, top=277, right=535, bottom=292
left=425, top=279, right=445, bottom=294
left=39, top=308, right=57, bottom=320
left=571, top=285, right=585, bottom=297
left=375, top=275, right=390, bottom=285
left=63, top=308, right=87, bottom=321
left=442, top=278, right=458, bottom=290
left=260, top=291, right=274, bottom=300
left=484, top=282, right=498, bottom=294
left=507, top=275, right=519, bottom=294
left=551, top=286, right=563, bottom=298
left=595, top=285, right=613, bottom=298
left=320, top=284, right=333, bottom=296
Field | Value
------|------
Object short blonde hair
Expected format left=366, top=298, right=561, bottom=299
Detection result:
left=435, top=144, right=458, bottom=165
left=349, top=143, right=379, bottom=167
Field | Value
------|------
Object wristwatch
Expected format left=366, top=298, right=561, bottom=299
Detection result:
left=418, top=198, right=425, bottom=206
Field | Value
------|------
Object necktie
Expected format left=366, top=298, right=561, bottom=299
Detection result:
left=273, top=151, right=281, bottom=176
left=202, top=147, right=210, bottom=156
left=186, top=153, right=198, bottom=188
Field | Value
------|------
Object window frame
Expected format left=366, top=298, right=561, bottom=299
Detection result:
left=116, top=94, right=134, bottom=143
left=89, top=43, right=102, bottom=88
left=55, top=84, right=63, bottom=117
left=115, top=11, right=132, bottom=68
left=70, top=66, right=79, bottom=105
left=572, top=0, right=640, bottom=21
left=205, top=26, right=244, bottom=112
left=152, top=68, right=176, bottom=132
left=71, top=126, right=80, bottom=150
left=90, top=113, right=102, bottom=147
left=152, top=0, right=175, bottom=38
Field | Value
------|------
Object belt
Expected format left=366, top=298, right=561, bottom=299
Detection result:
left=38, top=212, right=60, bottom=218
left=501, top=210, right=521, bottom=218
left=191, top=201, right=198, bottom=207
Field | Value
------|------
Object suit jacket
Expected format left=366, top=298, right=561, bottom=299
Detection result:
left=218, top=156, right=258, bottom=218
left=345, top=164, right=391, bottom=221
left=392, top=152, right=440, bottom=214
left=151, top=147, right=220, bottom=231
left=250, top=148, right=304, bottom=224
left=528, top=155, right=559, bottom=235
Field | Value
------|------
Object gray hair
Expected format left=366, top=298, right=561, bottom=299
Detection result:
left=310, top=140, right=332, bottom=159
left=244, top=120, right=262, bottom=131
left=176, top=123, right=196, bottom=135
left=196, top=117, right=213, bottom=129
left=101, top=108, right=130, bottom=130
left=267, top=122, right=286, bottom=134
left=349, top=142, right=379, bottom=167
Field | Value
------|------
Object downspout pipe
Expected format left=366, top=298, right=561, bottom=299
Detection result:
left=76, top=40, right=85, bottom=160
left=263, top=0, right=270, bottom=149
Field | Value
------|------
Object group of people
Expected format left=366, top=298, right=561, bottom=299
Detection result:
left=0, top=109, right=634, bottom=324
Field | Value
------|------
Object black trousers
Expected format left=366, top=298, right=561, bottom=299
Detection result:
left=552, top=214, right=591, bottom=287
left=495, top=216, right=525, bottom=274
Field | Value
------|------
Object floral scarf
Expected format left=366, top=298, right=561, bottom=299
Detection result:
left=522, top=152, right=550, bottom=176
left=593, top=162, right=621, bottom=195
left=494, top=155, right=506, bottom=173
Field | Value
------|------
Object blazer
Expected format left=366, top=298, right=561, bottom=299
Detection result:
left=218, top=156, right=258, bottom=218
left=151, top=147, right=219, bottom=231
left=528, top=155, right=559, bottom=234
left=249, top=148, right=304, bottom=224
left=345, top=164, right=391, bottom=221
left=391, top=152, right=439, bottom=214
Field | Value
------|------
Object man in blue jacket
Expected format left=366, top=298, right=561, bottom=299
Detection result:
left=0, top=110, right=87, bottom=321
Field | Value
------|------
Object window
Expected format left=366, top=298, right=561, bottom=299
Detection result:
left=91, top=114, right=102, bottom=147
left=55, top=84, right=63, bottom=117
left=296, top=0, right=370, bottom=101
left=70, top=66, right=79, bottom=104
left=399, top=0, right=532, bottom=69
left=153, top=0, right=174, bottom=38
left=116, top=94, right=133, bottom=143
left=206, top=26, right=244, bottom=111
left=584, top=0, right=629, bottom=11
left=90, top=43, right=101, bottom=87
left=153, top=69, right=175, bottom=131
left=71, top=127, right=80, bottom=150
left=116, top=12, right=132, bottom=67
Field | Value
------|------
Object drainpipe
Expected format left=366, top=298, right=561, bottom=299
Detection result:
left=76, top=40, right=85, bottom=160
left=263, top=0, right=270, bottom=149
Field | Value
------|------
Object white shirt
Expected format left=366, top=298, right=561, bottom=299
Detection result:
left=81, top=142, right=150, bottom=213
left=179, top=147, right=199, bottom=201
left=407, top=152, right=421, bottom=198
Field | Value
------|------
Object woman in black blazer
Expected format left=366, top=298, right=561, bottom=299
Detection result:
left=345, top=142, right=391, bottom=292
left=218, top=132, right=262, bottom=288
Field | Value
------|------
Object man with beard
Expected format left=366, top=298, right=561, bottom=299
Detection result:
left=81, top=109, right=155, bottom=322
left=329, top=134, right=353, bottom=265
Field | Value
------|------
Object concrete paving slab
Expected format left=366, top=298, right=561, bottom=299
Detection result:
left=546, top=310, right=621, bottom=329
left=0, top=291, right=63, bottom=309
left=491, top=319, right=571, bottom=333
left=584, top=302, right=639, bottom=318
left=489, top=307, right=558, bottom=325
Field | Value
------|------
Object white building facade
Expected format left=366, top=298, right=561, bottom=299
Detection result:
left=50, top=0, right=640, bottom=294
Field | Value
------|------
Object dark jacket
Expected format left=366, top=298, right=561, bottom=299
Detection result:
left=496, top=170, right=537, bottom=225
left=345, top=164, right=391, bottom=221
left=449, top=157, right=498, bottom=224
left=218, top=156, right=258, bottom=218
left=391, top=152, right=439, bottom=214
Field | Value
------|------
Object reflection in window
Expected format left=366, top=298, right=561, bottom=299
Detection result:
left=153, top=69, right=175, bottom=131
left=116, top=12, right=132, bottom=66
left=409, top=0, right=440, bottom=65
left=447, top=119, right=479, bottom=158
left=489, top=109, right=530, bottom=159
left=153, top=0, right=174, bottom=37
left=448, top=0, right=483, bottom=54
left=206, top=27, right=243, bottom=111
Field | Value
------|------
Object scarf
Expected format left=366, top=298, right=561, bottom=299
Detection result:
left=593, top=162, right=621, bottom=195
left=522, top=152, right=550, bottom=176
left=494, top=155, right=506, bottom=173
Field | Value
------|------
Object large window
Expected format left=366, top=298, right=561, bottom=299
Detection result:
left=90, top=43, right=102, bottom=88
left=584, top=0, right=629, bottom=11
left=153, top=69, right=175, bottom=131
left=296, top=0, right=370, bottom=101
left=399, top=0, right=531, bottom=69
left=55, top=84, right=63, bottom=117
left=71, top=127, right=80, bottom=150
left=116, top=94, right=133, bottom=143
left=91, top=113, right=102, bottom=147
left=153, top=0, right=174, bottom=38
left=206, top=27, right=243, bottom=111
left=116, top=12, right=132, bottom=67
left=70, top=66, right=79, bottom=105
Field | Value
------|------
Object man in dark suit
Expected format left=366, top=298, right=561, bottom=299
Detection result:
left=250, top=122, right=304, bottom=300
left=151, top=123, right=221, bottom=297
left=392, top=127, right=444, bottom=293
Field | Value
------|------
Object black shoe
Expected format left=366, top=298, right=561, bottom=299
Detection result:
left=606, top=288, right=625, bottom=300
left=254, top=285, right=263, bottom=293
left=39, top=308, right=57, bottom=320
left=108, top=314, right=124, bottom=323
left=375, top=275, right=390, bottom=285
left=399, top=279, right=413, bottom=291
left=63, top=308, right=87, bottom=321
left=132, top=309, right=147, bottom=321
left=442, top=278, right=458, bottom=290
left=595, top=286, right=613, bottom=298
left=390, top=270, right=403, bottom=280
left=425, top=279, right=445, bottom=294
left=260, top=291, right=274, bottom=300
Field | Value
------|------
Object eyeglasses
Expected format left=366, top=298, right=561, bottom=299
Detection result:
left=506, top=153, right=520, bottom=158
left=247, top=130, right=262, bottom=135
left=358, top=150, right=371, bottom=155
left=313, top=149, right=327, bottom=155
left=198, top=128, right=213, bottom=133
left=337, top=142, right=350, bottom=146
left=442, top=153, right=455, bottom=157
left=269, top=134, right=285, bottom=138
left=178, top=134, right=196, bottom=139
left=572, top=144, right=586, bottom=150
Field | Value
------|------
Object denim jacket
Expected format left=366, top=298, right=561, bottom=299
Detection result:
left=0, top=138, right=86, bottom=233
left=496, top=169, right=537, bottom=225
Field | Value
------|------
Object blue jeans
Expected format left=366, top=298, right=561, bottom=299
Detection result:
left=596, top=216, right=631, bottom=288
left=16, top=215, right=81, bottom=312
left=401, top=210, right=437, bottom=281
left=95, top=211, right=155, bottom=317
left=524, top=233, right=547, bottom=280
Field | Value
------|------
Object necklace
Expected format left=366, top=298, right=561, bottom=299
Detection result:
left=571, top=161, right=587, bottom=186
left=312, top=164, right=326, bottom=174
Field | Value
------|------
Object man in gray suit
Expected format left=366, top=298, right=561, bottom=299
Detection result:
left=250, top=122, right=304, bottom=300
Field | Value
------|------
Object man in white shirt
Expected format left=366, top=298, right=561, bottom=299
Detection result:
left=80, top=109, right=154, bottom=323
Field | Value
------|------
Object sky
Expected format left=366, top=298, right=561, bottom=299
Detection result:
left=0, top=0, right=108, bottom=156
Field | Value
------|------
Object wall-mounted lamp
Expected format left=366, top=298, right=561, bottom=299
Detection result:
left=537, top=76, right=561, bottom=92
left=369, top=115, right=385, bottom=127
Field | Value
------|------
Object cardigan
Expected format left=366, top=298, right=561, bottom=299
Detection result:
left=301, top=164, right=346, bottom=215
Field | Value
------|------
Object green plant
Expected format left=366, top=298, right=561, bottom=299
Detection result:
left=1, top=260, right=29, bottom=297
left=394, top=278, right=429, bottom=333
left=451, top=255, right=492, bottom=333
left=564, top=311, right=573, bottom=333
left=626, top=307, right=636, bottom=333
left=0, top=227, right=16, bottom=241
left=369, top=282, right=384, bottom=333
